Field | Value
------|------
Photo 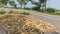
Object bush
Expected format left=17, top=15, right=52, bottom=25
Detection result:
left=46, top=8, right=56, bottom=13
left=0, top=10, right=6, bottom=14
left=32, top=7, right=39, bottom=10
left=24, top=8, right=31, bottom=10
left=56, top=13, right=60, bottom=15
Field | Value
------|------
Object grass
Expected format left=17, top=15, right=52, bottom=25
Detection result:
left=0, top=10, right=6, bottom=14
left=20, top=12, right=30, bottom=15
left=40, top=11, right=60, bottom=16
left=0, top=10, right=30, bottom=15
left=0, top=8, right=60, bottom=16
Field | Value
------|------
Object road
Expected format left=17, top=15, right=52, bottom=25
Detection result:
left=0, top=28, right=7, bottom=34
left=30, top=12, right=60, bottom=33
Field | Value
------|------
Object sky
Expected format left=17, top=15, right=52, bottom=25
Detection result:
left=26, top=0, right=60, bottom=10
left=47, top=0, right=60, bottom=10
left=7, top=0, right=60, bottom=10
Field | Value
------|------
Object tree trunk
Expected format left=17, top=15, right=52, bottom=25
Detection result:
left=39, top=3, right=42, bottom=12
left=21, top=4, right=23, bottom=9
left=24, top=5, right=25, bottom=8
left=43, top=1, right=46, bottom=12
left=38, top=2, right=41, bottom=12
left=14, top=4, right=17, bottom=9
left=1, top=4, right=4, bottom=8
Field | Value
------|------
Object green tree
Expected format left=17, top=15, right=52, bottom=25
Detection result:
left=31, top=2, right=40, bottom=10
left=42, top=0, right=47, bottom=12
left=9, top=0, right=17, bottom=8
left=17, top=0, right=25, bottom=8
left=39, top=0, right=47, bottom=12
left=46, top=8, right=56, bottom=13
left=0, top=0, right=9, bottom=7
left=30, top=0, right=47, bottom=12
left=14, top=4, right=17, bottom=8
left=17, top=0, right=29, bottom=9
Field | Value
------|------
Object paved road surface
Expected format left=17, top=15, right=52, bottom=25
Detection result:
left=30, top=12, right=60, bottom=33
left=0, top=28, right=7, bottom=34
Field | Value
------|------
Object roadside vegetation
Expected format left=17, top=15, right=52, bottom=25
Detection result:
left=0, top=0, right=60, bottom=15
left=0, top=10, right=30, bottom=15
left=46, top=8, right=60, bottom=15
left=0, top=10, right=6, bottom=14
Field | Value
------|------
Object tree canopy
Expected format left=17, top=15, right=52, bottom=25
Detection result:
left=0, top=0, right=47, bottom=11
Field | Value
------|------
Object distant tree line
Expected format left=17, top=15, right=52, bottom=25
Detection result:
left=0, top=0, right=47, bottom=12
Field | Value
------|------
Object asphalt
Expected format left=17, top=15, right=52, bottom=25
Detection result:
left=30, top=12, right=60, bottom=33
left=0, top=28, right=7, bottom=34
